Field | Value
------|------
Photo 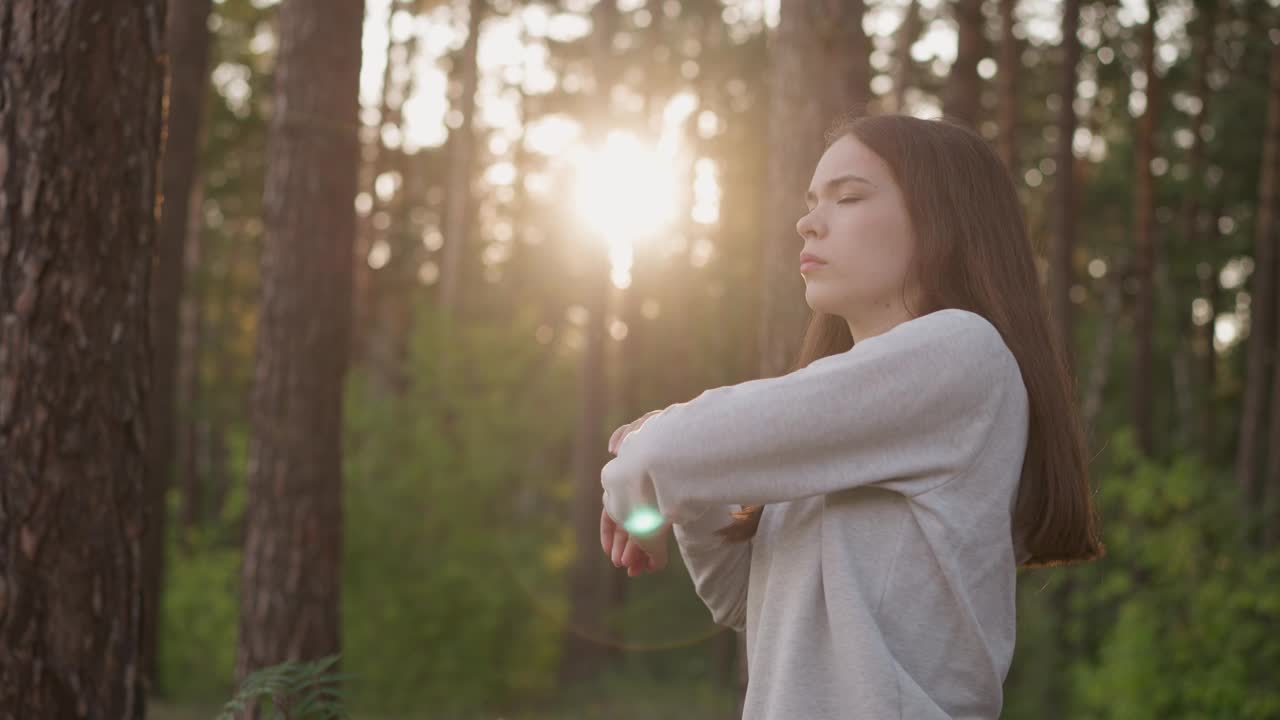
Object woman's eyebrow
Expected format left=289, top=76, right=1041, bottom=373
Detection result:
left=804, top=173, right=877, bottom=207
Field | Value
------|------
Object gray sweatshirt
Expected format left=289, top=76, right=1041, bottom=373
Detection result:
left=601, top=308, right=1031, bottom=719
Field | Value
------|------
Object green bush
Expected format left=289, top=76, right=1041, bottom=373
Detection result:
left=1062, top=428, right=1280, bottom=720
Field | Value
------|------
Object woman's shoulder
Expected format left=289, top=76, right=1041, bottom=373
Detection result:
left=872, top=308, right=1009, bottom=363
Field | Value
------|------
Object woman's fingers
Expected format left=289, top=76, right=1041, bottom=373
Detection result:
left=600, top=507, right=616, bottom=556
left=620, top=537, right=645, bottom=569
left=608, top=422, right=629, bottom=454
left=612, top=526, right=628, bottom=567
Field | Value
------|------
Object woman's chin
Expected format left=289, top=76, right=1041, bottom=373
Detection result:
left=803, top=286, right=835, bottom=314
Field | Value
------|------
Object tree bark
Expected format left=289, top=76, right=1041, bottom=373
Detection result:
left=1050, top=0, right=1081, bottom=377
left=143, top=0, right=214, bottom=689
left=1238, top=41, right=1280, bottom=521
left=177, top=181, right=206, bottom=537
left=1184, top=0, right=1219, bottom=459
left=0, top=2, right=165, bottom=716
left=944, top=0, right=984, bottom=127
left=438, top=0, right=485, bottom=320
left=235, top=0, right=363, bottom=687
left=760, top=0, right=869, bottom=378
left=560, top=0, right=620, bottom=687
left=751, top=0, right=872, bottom=710
left=352, top=0, right=405, bottom=373
left=1133, top=1, right=1159, bottom=456
left=893, top=0, right=923, bottom=113
left=996, top=0, right=1020, bottom=173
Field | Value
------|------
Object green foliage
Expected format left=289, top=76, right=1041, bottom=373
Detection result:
left=217, top=655, right=350, bottom=720
left=1042, top=428, right=1280, bottom=720
left=340, top=304, right=578, bottom=714
left=159, top=527, right=240, bottom=702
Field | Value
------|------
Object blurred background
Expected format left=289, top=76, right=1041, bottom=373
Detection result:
left=137, top=0, right=1280, bottom=716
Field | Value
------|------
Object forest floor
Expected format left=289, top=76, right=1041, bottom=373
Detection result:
left=150, top=677, right=738, bottom=719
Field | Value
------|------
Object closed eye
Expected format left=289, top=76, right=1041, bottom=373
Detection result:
left=837, top=197, right=861, bottom=204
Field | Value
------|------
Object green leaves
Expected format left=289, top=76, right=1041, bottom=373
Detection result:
left=217, top=655, right=352, bottom=720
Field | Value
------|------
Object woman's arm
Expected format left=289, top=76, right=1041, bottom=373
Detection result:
left=600, top=309, right=1015, bottom=533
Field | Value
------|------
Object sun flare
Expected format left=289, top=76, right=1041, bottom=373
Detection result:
left=570, top=130, right=681, bottom=241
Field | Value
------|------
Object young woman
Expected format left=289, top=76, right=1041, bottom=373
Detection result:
left=598, top=113, right=1104, bottom=719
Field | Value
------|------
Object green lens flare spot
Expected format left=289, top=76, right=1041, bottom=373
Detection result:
left=624, top=507, right=664, bottom=535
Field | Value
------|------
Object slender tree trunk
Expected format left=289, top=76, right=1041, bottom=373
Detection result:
left=1051, top=0, right=1081, bottom=376
left=1238, top=41, right=1280, bottom=520
left=144, top=0, right=214, bottom=689
left=1267, top=237, right=1280, bottom=547
left=1198, top=249, right=1218, bottom=453
left=1133, top=1, right=1159, bottom=456
left=439, top=0, right=485, bottom=320
left=996, top=0, right=1020, bottom=172
left=0, top=2, right=165, bottom=716
left=353, top=0, right=406, bottom=373
left=1084, top=260, right=1129, bottom=431
left=177, top=182, right=206, bottom=536
left=235, top=0, right=363, bottom=687
left=944, top=0, right=984, bottom=127
left=560, top=0, right=620, bottom=687
left=893, top=0, right=923, bottom=113
left=1184, top=0, right=1219, bottom=459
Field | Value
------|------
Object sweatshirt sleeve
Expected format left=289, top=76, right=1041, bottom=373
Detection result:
left=672, top=503, right=751, bottom=632
left=600, top=309, right=1013, bottom=530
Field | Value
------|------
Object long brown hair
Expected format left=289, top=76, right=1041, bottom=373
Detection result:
left=713, top=113, right=1104, bottom=569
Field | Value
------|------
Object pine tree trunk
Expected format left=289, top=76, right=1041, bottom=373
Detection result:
left=143, top=0, right=214, bottom=689
left=752, top=0, right=871, bottom=709
left=1133, top=1, right=1159, bottom=456
left=760, top=0, right=869, bottom=378
left=1051, top=0, right=1081, bottom=376
left=996, top=0, right=1020, bottom=173
left=893, top=0, right=923, bottom=112
left=1184, top=0, right=1219, bottom=459
left=1238, top=41, right=1280, bottom=522
left=177, top=181, right=207, bottom=536
left=560, top=0, right=619, bottom=687
left=438, top=0, right=485, bottom=319
left=235, top=0, right=363, bottom=685
left=944, top=0, right=984, bottom=127
left=0, top=2, right=165, bottom=716
left=353, top=0, right=406, bottom=377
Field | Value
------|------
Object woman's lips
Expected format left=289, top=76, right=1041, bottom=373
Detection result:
left=800, top=261, right=825, bottom=273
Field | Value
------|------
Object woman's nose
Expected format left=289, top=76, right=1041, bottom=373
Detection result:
left=796, top=210, right=821, bottom=240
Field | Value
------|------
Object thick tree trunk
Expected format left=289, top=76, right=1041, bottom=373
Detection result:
left=944, top=0, right=984, bottom=127
left=1050, top=0, right=1080, bottom=377
left=235, top=0, right=363, bottom=685
left=996, top=0, right=1020, bottom=172
left=760, top=0, right=869, bottom=378
left=1238, top=41, right=1280, bottom=521
left=0, top=2, right=165, bottom=716
left=1133, top=1, right=1159, bottom=456
left=751, top=0, right=872, bottom=710
left=438, top=0, right=485, bottom=319
left=143, top=0, right=214, bottom=689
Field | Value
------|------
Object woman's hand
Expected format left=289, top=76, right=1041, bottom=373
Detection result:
left=602, top=408, right=671, bottom=575
left=600, top=507, right=670, bottom=576
left=608, top=409, right=663, bottom=455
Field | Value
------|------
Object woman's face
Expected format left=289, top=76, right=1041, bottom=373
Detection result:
left=796, top=134, right=919, bottom=322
